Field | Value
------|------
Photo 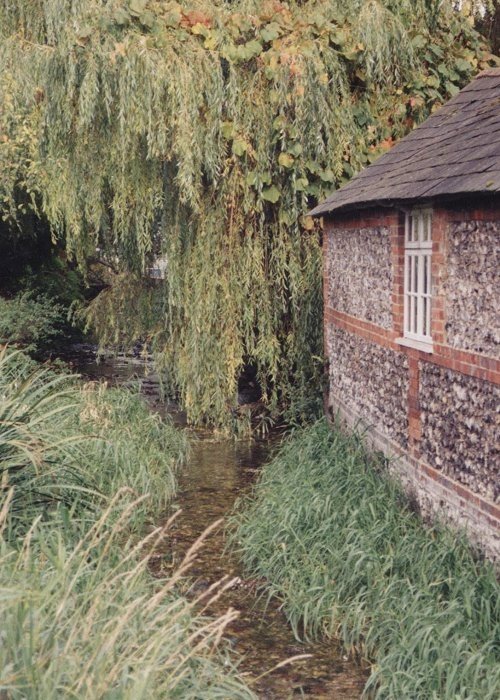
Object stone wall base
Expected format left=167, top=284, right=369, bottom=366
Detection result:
left=327, top=394, right=500, bottom=564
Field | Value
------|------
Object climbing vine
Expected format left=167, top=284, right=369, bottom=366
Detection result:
left=0, top=1, right=497, bottom=427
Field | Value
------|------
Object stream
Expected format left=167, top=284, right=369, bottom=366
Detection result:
left=73, top=352, right=368, bottom=699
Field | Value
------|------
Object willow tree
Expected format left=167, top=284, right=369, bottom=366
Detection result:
left=0, top=1, right=496, bottom=427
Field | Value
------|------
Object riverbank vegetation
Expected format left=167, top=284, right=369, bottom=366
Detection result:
left=0, top=349, right=255, bottom=698
left=1, top=0, right=497, bottom=427
left=231, top=420, right=500, bottom=699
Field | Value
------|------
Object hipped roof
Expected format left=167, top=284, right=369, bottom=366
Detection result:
left=310, top=68, right=500, bottom=217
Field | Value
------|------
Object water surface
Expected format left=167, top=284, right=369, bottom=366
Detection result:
left=75, top=354, right=368, bottom=699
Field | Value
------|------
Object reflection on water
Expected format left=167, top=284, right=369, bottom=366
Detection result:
left=74, top=355, right=368, bottom=699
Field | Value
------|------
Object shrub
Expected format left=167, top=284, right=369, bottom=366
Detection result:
left=0, top=292, right=67, bottom=354
left=231, top=420, right=500, bottom=699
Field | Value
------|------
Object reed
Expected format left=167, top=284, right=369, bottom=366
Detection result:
left=0, top=489, right=255, bottom=699
left=231, top=420, right=500, bottom=699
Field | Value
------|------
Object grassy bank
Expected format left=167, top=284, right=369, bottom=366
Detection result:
left=0, top=350, right=255, bottom=698
left=231, top=420, right=500, bottom=699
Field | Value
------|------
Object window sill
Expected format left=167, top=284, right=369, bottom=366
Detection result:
left=396, top=337, right=433, bottom=354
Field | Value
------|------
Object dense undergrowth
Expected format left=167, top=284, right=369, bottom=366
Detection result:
left=231, top=420, right=500, bottom=699
left=0, top=349, right=255, bottom=698
left=0, top=293, right=69, bottom=356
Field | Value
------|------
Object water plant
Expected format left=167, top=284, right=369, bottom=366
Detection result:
left=231, top=420, right=500, bottom=699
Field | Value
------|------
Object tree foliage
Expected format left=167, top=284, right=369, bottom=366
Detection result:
left=0, top=1, right=497, bottom=427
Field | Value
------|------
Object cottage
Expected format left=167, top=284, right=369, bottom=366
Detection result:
left=311, top=69, right=500, bottom=559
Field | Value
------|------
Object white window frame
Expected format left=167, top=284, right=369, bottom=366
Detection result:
left=403, top=208, right=432, bottom=345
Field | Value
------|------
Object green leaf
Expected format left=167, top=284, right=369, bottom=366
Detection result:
left=129, top=0, right=147, bottom=18
left=278, top=152, right=294, bottom=168
left=243, top=40, right=263, bottom=59
left=76, top=25, right=93, bottom=41
left=319, top=169, right=334, bottom=182
left=411, top=35, right=427, bottom=49
left=446, top=82, right=460, bottom=96
left=232, top=138, right=248, bottom=156
left=429, top=43, right=444, bottom=58
left=139, top=11, right=155, bottom=29
left=261, top=186, right=280, bottom=203
left=221, top=121, right=234, bottom=140
left=246, top=171, right=258, bottom=186
left=294, top=177, right=309, bottom=192
left=261, top=22, right=281, bottom=42
left=164, top=8, right=181, bottom=27
left=426, top=74, right=440, bottom=88
left=455, top=58, right=473, bottom=73
left=273, top=115, right=287, bottom=131
left=288, top=143, right=303, bottom=156
left=113, top=8, right=130, bottom=25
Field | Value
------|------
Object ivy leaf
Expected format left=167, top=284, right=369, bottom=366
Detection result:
left=288, top=143, right=302, bottom=156
left=411, top=35, right=427, bottom=49
left=77, top=25, right=93, bottom=40
left=113, top=8, right=130, bottom=25
left=191, top=23, right=209, bottom=36
left=261, top=22, right=281, bottom=42
left=129, top=0, right=147, bottom=18
left=445, top=81, right=460, bottom=96
left=246, top=171, right=258, bottom=186
left=261, top=186, right=280, bottom=203
left=278, top=152, right=294, bottom=168
left=239, top=40, right=262, bottom=60
left=330, top=29, right=346, bottom=46
left=204, top=33, right=219, bottom=50
left=294, top=177, right=309, bottom=192
left=426, top=74, right=440, bottom=88
left=301, top=215, right=315, bottom=230
left=232, top=138, right=248, bottom=156
left=319, top=169, right=335, bottom=182
left=140, top=11, right=155, bottom=29
left=221, top=121, right=234, bottom=139
left=455, top=58, right=472, bottom=73
left=164, top=8, right=182, bottom=27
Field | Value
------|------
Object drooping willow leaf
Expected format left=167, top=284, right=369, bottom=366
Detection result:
left=0, top=1, right=496, bottom=427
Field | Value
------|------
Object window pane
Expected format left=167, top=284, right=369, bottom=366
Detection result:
left=413, top=255, right=418, bottom=293
left=425, top=213, right=432, bottom=241
left=418, top=213, right=424, bottom=242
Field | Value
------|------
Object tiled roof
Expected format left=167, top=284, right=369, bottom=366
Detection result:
left=310, top=69, right=500, bottom=217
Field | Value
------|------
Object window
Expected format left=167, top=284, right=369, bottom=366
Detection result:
left=404, top=208, right=432, bottom=343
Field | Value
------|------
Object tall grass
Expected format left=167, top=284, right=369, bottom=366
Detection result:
left=0, top=348, right=186, bottom=530
left=0, top=489, right=255, bottom=699
left=231, top=420, right=500, bottom=699
left=0, top=349, right=255, bottom=698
